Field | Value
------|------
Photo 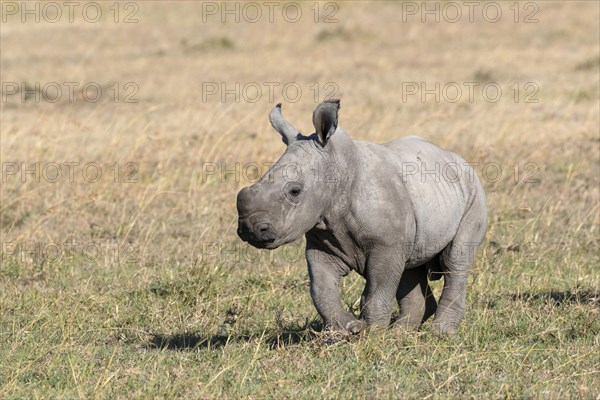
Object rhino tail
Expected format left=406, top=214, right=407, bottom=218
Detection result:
left=426, top=254, right=444, bottom=281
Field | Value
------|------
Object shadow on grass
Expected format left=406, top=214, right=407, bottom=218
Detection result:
left=147, top=317, right=337, bottom=351
left=266, top=318, right=324, bottom=349
left=147, top=333, right=251, bottom=351
left=511, top=289, right=599, bottom=308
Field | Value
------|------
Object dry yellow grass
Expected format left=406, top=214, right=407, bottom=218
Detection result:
left=1, top=1, right=599, bottom=398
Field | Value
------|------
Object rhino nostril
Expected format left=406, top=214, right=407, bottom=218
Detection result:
left=255, top=223, right=277, bottom=241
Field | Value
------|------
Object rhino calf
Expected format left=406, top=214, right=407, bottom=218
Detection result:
left=237, top=100, right=487, bottom=334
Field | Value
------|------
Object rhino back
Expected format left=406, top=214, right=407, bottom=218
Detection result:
left=353, top=136, right=480, bottom=265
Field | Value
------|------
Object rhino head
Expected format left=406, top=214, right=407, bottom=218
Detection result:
left=236, top=99, right=347, bottom=249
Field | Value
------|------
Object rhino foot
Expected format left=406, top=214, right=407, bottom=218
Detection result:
left=345, top=319, right=366, bottom=334
left=432, top=320, right=459, bottom=336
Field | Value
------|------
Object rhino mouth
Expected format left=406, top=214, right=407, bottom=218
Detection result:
left=246, top=238, right=278, bottom=249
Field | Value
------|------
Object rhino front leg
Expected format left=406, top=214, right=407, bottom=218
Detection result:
left=307, top=248, right=364, bottom=334
left=394, top=266, right=437, bottom=329
left=360, top=251, right=405, bottom=328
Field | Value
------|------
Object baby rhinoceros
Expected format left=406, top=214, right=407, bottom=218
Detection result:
left=236, top=99, right=487, bottom=335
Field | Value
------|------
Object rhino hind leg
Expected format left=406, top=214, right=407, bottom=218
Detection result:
left=394, top=266, right=437, bottom=329
left=433, top=193, right=487, bottom=335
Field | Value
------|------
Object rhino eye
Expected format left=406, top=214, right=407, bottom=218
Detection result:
left=284, top=182, right=303, bottom=202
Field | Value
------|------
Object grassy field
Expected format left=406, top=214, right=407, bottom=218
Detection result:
left=1, top=1, right=599, bottom=398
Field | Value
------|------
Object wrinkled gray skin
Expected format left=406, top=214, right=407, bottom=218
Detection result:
left=237, top=100, right=487, bottom=334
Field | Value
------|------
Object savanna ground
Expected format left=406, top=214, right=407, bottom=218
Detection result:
left=1, top=1, right=599, bottom=398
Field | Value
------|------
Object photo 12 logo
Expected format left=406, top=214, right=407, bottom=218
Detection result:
left=401, top=82, right=540, bottom=104
left=201, top=2, right=339, bottom=24
left=2, top=162, right=139, bottom=184
left=197, top=241, right=306, bottom=265
left=200, top=161, right=343, bottom=185
left=0, top=1, right=140, bottom=23
left=1, top=241, right=141, bottom=267
left=399, top=1, right=539, bottom=24
left=1, top=82, right=139, bottom=104
left=402, top=161, right=541, bottom=185
left=484, top=241, right=540, bottom=265
left=201, top=81, right=340, bottom=104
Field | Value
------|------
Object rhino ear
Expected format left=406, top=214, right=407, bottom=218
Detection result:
left=312, top=99, right=340, bottom=146
left=269, top=103, right=299, bottom=146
